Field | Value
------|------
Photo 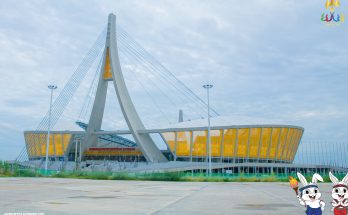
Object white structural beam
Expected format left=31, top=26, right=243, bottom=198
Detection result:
left=82, top=13, right=167, bottom=163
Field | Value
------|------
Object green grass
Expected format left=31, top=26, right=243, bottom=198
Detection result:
left=1, top=160, right=345, bottom=182
left=48, top=171, right=292, bottom=182
left=52, top=171, right=184, bottom=181
left=0, top=161, right=43, bottom=177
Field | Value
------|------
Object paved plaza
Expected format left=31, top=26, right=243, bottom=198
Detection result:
left=0, top=177, right=336, bottom=215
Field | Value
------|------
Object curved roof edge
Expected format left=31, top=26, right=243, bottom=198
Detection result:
left=138, top=124, right=304, bottom=133
left=25, top=124, right=304, bottom=135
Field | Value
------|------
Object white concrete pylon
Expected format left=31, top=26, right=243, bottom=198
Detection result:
left=82, top=13, right=167, bottom=163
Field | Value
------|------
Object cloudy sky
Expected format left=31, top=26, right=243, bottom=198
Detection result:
left=0, top=0, right=347, bottom=160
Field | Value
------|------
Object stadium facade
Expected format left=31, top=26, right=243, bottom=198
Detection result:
left=25, top=125, right=303, bottom=164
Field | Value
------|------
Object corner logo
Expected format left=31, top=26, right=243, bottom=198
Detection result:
left=321, top=0, right=344, bottom=25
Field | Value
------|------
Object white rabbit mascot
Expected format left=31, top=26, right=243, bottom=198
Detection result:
left=297, top=172, right=325, bottom=215
left=329, top=172, right=348, bottom=215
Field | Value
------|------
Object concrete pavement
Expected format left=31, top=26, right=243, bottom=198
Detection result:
left=0, top=177, right=336, bottom=215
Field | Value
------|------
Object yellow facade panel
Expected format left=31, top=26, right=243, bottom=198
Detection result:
left=276, top=128, right=288, bottom=160
left=25, top=134, right=34, bottom=157
left=292, top=129, right=302, bottom=159
left=192, top=131, right=206, bottom=156
left=25, top=133, right=42, bottom=157
left=283, top=128, right=298, bottom=161
left=210, top=130, right=222, bottom=157
left=237, top=128, right=249, bottom=157
left=62, top=134, right=71, bottom=152
left=269, top=128, right=280, bottom=159
left=282, top=128, right=294, bottom=160
left=48, top=135, right=55, bottom=156
left=34, top=134, right=42, bottom=156
left=222, top=129, right=236, bottom=157
left=260, top=128, right=271, bottom=159
left=288, top=129, right=301, bottom=161
left=27, top=134, right=35, bottom=157
left=176, top=131, right=190, bottom=156
left=54, top=134, right=63, bottom=156
left=39, top=134, right=46, bottom=156
left=248, top=128, right=261, bottom=158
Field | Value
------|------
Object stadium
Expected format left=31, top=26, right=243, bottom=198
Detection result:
left=18, top=13, right=346, bottom=174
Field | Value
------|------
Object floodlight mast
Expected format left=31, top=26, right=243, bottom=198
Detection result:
left=203, top=83, right=213, bottom=176
left=45, top=85, right=57, bottom=175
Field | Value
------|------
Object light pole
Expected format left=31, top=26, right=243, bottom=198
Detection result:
left=75, top=139, right=78, bottom=170
left=75, top=138, right=81, bottom=171
left=45, top=85, right=57, bottom=175
left=203, top=83, right=213, bottom=176
left=79, top=138, right=82, bottom=164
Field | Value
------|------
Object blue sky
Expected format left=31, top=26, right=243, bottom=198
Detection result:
left=0, top=0, right=347, bottom=160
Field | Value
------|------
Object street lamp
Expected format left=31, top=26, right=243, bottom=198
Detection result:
left=75, top=138, right=78, bottom=170
left=203, top=83, right=213, bottom=176
left=45, top=85, right=57, bottom=175
left=75, top=138, right=81, bottom=171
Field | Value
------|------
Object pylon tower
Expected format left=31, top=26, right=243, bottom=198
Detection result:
left=82, top=13, right=167, bottom=163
